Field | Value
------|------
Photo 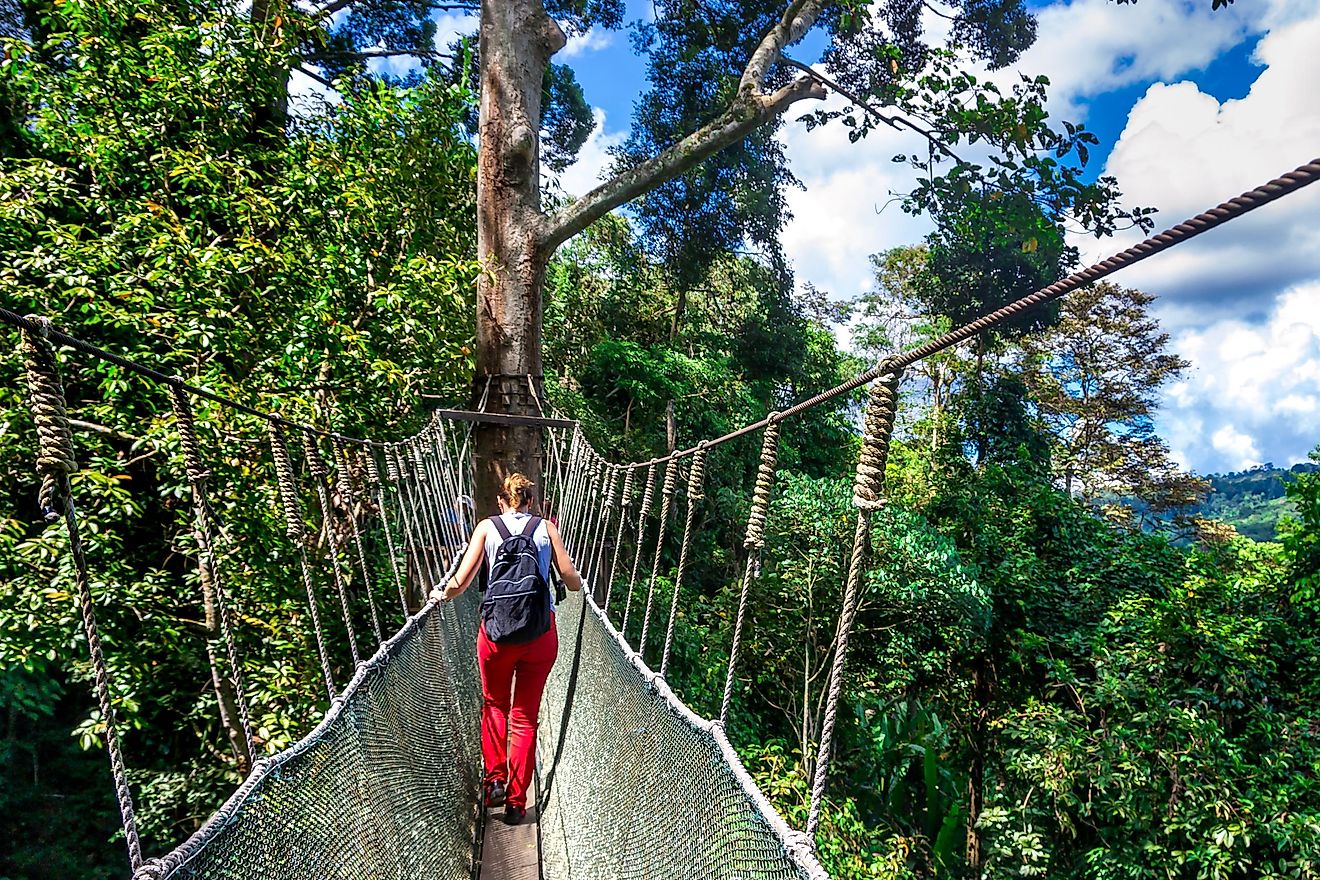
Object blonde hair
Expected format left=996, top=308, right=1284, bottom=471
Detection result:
left=499, top=473, right=536, bottom=510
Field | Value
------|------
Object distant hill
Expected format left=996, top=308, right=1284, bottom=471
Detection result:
left=1196, top=462, right=1318, bottom=541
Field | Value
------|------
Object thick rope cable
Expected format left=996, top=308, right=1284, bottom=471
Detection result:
left=639, top=457, right=679, bottom=658
left=268, top=422, right=337, bottom=700
left=721, top=421, right=780, bottom=728
left=604, top=464, right=637, bottom=614
left=367, top=447, right=410, bottom=618
left=21, top=320, right=146, bottom=870
left=303, top=430, right=362, bottom=666
left=661, top=444, right=706, bottom=677
left=333, top=437, right=383, bottom=645
left=169, top=386, right=257, bottom=770
left=806, top=369, right=902, bottom=839
left=621, top=459, right=658, bottom=633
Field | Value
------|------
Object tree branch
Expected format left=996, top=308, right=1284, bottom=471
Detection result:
left=296, top=64, right=336, bottom=90
left=741, top=0, right=825, bottom=96
left=318, top=48, right=457, bottom=61
left=540, top=1, right=829, bottom=250
left=779, top=56, right=969, bottom=167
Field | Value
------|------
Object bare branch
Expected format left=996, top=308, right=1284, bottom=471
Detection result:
left=540, top=1, right=831, bottom=250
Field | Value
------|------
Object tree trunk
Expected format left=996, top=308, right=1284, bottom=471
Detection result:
left=472, top=1, right=566, bottom=516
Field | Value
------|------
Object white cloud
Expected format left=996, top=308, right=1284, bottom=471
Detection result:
left=778, top=83, right=944, bottom=304
left=1005, top=0, right=1255, bottom=118
left=552, top=108, right=627, bottom=197
left=1210, top=425, right=1262, bottom=471
left=560, top=27, right=614, bottom=59
left=1078, top=2, right=1320, bottom=332
left=1161, top=282, right=1320, bottom=473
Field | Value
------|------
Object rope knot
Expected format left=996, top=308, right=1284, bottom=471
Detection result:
left=168, top=384, right=210, bottom=484
left=619, top=465, right=637, bottom=508
left=660, top=456, right=679, bottom=497
left=21, top=318, right=77, bottom=521
left=267, top=422, right=306, bottom=541
left=687, top=447, right=707, bottom=501
left=384, top=444, right=401, bottom=483
left=852, top=371, right=902, bottom=511
left=302, top=430, right=329, bottom=480
left=364, top=446, right=383, bottom=487
left=743, top=422, right=780, bottom=549
left=601, top=464, right=619, bottom=509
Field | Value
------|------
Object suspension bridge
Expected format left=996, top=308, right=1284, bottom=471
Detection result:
left=3, top=158, right=1317, bottom=880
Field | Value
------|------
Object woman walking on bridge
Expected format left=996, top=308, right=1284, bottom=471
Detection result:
left=434, top=473, right=582, bottom=824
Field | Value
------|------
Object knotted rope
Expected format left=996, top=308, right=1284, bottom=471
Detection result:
left=604, top=464, right=637, bottom=614
left=588, top=465, right=621, bottom=596
left=806, top=368, right=902, bottom=838
left=638, top=459, right=681, bottom=657
left=21, top=321, right=145, bottom=869
left=366, top=446, right=409, bottom=617
left=170, top=386, right=256, bottom=772
left=334, top=437, right=383, bottom=644
left=305, top=430, right=362, bottom=664
left=622, top=460, right=658, bottom=633
left=268, top=422, right=336, bottom=700
left=661, top=444, right=706, bottom=677
left=639, top=456, right=680, bottom=657
left=721, top=419, right=780, bottom=728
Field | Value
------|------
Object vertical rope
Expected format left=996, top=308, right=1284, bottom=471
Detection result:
left=587, top=464, right=619, bottom=594
left=304, top=430, right=361, bottom=666
left=333, top=437, right=383, bottom=644
left=661, top=444, right=706, bottom=677
left=268, top=421, right=336, bottom=700
left=579, top=456, right=604, bottom=584
left=21, top=320, right=145, bottom=870
left=169, top=386, right=256, bottom=769
left=621, top=460, right=658, bottom=634
left=721, top=420, right=780, bottom=728
left=366, top=446, right=409, bottom=619
left=639, top=456, right=679, bottom=658
left=604, top=464, right=636, bottom=614
left=807, top=369, right=902, bottom=838
left=412, top=442, right=450, bottom=579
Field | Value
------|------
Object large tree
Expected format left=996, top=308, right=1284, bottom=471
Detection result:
left=1017, top=281, right=1208, bottom=519
left=462, top=0, right=1154, bottom=513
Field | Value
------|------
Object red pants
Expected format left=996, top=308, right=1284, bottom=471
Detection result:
left=477, top=617, right=558, bottom=810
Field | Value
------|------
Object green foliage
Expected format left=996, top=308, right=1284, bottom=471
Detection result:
left=0, top=0, right=480, bottom=870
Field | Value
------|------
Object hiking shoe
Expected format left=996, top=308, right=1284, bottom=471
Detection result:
left=502, top=805, right=527, bottom=826
left=483, top=780, right=506, bottom=809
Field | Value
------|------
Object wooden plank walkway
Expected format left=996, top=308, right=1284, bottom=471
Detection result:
left=477, top=776, right=541, bottom=880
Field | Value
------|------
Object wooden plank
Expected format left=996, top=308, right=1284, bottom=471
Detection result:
left=478, top=776, right=541, bottom=880
left=434, top=409, right=577, bottom=430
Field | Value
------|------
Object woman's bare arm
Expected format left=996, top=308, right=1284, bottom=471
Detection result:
left=435, top=520, right=490, bottom=601
left=546, top=521, right=582, bottom=591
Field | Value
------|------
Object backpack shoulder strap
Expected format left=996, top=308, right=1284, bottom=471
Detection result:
left=489, top=515, right=513, bottom=541
left=520, top=516, right=542, bottom=538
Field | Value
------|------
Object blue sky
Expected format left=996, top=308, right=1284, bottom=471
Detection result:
left=323, top=1, right=1320, bottom=476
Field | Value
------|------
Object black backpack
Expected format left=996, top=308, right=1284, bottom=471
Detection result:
left=480, top=516, right=551, bottom=643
